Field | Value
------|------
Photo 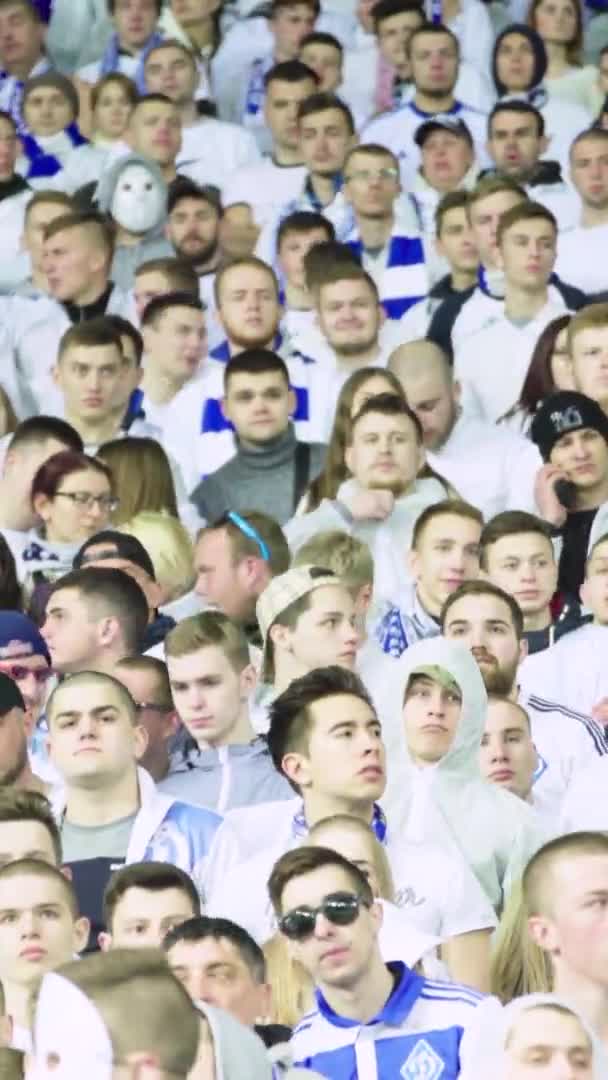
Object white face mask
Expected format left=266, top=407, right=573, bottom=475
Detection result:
left=27, top=973, right=114, bottom=1080
left=110, top=163, right=165, bottom=234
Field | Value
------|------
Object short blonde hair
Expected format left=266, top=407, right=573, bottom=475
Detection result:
left=567, top=302, right=608, bottom=355
left=117, top=512, right=194, bottom=602
left=164, top=610, right=250, bottom=672
left=293, top=531, right=374, bottom=593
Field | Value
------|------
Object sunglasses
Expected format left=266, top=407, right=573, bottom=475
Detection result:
left=278, top=891, right=368, bottom=941
left=0, top=665, right=53, bottom=684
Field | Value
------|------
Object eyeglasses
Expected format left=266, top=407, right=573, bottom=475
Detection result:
left=0, top=665, right=53, bottom=684
left=54, top=491, right=119, bottom=512
left=224, top=511, right=270, bottom=561
left=345, top=168, right=399, bottom=183
left=278, top=891, right=368, bottom=941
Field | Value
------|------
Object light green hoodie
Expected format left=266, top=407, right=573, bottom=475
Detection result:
left=379, top=636, right=547, bottom=914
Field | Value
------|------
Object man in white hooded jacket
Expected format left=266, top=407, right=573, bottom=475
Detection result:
left=378, top=635, right=546, bottom=914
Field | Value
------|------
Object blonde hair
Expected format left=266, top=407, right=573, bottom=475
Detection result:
left=164, top=610, right=250, bottom=671
left=490, top=878, right=552, bottom=1004
left=118, top=512, right=194, bottom=602
left=567, top=302, right=608, bottom=355
left=97, top=438, right=179, bottom=525
left=263, top=933, right=314, bottom=1027
left=293, top=531, right=374, bottom=592
left=307, top=815, right=395, bottom=901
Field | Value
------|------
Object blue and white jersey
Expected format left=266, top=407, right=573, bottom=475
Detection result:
left=292, top=962, right=499, bottom=1079
left=363, top=100, right=488, bottom=189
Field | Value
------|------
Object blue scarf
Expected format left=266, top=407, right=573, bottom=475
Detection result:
left=21, top=122, right=87, bottom=179
left=303, top=172, right=343, bottom=213
left=244, top=56, right=272, bottom=120
left=292, top=802, right=388, bottom=844
left=100, top=31, right=164, bottom=95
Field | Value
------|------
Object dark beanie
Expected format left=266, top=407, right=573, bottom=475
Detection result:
left=492, top=23, right=548, bottom=96
left=22, top=73, right=79, bottom=121
left=531, top=391, right=608, bottom=462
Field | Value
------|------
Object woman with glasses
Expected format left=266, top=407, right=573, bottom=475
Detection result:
left=11, top=450, right=117, bottom=602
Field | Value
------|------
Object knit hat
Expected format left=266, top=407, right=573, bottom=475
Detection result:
left=531, top=391, right=608, bottom=462
left=22, top=72, right=80, bottom=121
left=415, top=117, right=473, bottom=148
left=492, top=23, right=547, bottom=96
left=257, top=565, right=340, bottom=682
left=0, top=611, right=50, bottom=665
left=74, top=530, right=156, bottom=581
left=0, top=672, right=25, bottom=716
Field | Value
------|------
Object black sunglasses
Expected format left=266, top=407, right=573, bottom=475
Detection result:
left=279, top=891, right=368, bottom=941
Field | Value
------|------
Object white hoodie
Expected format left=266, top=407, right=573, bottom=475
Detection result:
left=378, top=637, right=547, bottom=913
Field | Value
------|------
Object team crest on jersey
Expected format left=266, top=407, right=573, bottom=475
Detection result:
left=400, top=1039, right=445, bottom=1079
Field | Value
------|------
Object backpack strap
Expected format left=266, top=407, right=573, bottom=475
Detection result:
left=293, top=441, right=311, bottom=511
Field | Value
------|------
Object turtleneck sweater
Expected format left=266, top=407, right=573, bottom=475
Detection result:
left=190, top=423, right=326, bottom=525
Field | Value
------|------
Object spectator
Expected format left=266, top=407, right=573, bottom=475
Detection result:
left=41, top=566, right=149, bottom=675
left=114, top=655, right=177, bottom=784
left=0, top=416, right=82, bottom=538
left=193, top=510, right=289, bottom=641
left=163, top=611, right=293, bottom=809
left=99, top=861, right=200, bottom=950
left=97, top=438, right=179, bottom=524
left=190, top=349, right=326, bottom=526
left=555, top=129, right=608, bottom=295
left=501, top=313, right=574, bottom=433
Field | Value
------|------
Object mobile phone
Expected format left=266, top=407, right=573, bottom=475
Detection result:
left=554, top=477, right=577, bottom=511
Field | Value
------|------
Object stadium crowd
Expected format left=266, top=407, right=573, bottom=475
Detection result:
left=0, top=0, right=607, bottom=1075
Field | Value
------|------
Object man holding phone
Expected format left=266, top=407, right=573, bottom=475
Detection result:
left=532, top=391, right=608, bottom=606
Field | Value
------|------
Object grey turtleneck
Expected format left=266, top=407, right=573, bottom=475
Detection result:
left=190, top=423, right=326, bottom=524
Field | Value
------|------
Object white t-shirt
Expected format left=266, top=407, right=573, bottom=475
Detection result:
left=221, top=158, right=307, bottom=227
left=555, top=223, right=608, bottom=295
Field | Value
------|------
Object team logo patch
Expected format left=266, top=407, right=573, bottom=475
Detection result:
left=400, top=1039, right=445, bottom=1079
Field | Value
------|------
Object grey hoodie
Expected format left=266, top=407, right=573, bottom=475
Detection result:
left=158, top=736, right=293, bottom=813
left=96, top=153, right=173, bottom=291
left=378, top=637, right=547, bottom=914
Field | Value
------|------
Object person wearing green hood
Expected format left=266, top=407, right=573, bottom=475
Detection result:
left=385, top=635, right=546, bottom=916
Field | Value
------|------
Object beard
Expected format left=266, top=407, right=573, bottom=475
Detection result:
left=332, top=332, right=378, bottom=358
left=175, top=236, right=219, bottom=268
left=473, top=649, right=519, bottom=695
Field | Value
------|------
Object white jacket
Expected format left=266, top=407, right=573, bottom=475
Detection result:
left=426, top=410, right=542, bottom=520
left=519, top=623, right=608, bottom=721
left=52, top=768, right=241, bottom=903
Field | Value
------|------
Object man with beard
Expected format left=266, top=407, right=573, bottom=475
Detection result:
left=441, top=581, right=608, bottom=823
left=0, top=673, right=52, bottom=797
left=363, top=24, right=489, bottom=190
left=166, top=179, right=222, bottom=281
left=388, top=339, right=542, bottom=520
left=285, top=393, right=447, bottom=603
left=164, top=256, right=325, bottom=488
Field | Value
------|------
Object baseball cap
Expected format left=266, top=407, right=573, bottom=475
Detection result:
left=257, top=565, right=340, bottom=682
left=415, top=117, right=473, bottom=148
left=531, top=391, right=608, bottom=462
left=73, top=531, right=156, bottom=581
left=406, top=663, right=462, bottom=697
left=0, top=611, right=50, bottom=665
left=0, top=672, right=25, bottom=716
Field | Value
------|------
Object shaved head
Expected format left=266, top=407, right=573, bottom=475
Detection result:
left=388, top=340, right=453, bottom=385
left=387, top=340, right=458, bottom=449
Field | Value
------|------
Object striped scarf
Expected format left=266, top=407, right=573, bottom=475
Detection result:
left=347, top=229, right=428, bottom=319
left=292, top=801, right=388, bottom=844
left=101, top=31, right=165, bottom=95
left=21, top=123, right=87, bottom=179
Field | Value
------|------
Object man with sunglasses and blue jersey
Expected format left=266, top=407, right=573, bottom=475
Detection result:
left=269, top=845, right=501, bottom=1079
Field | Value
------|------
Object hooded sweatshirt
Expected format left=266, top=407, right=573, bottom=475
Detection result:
left=158, top=736, right=294, bottom=814
left=469, top=992, right=608, bottom=1078
left=378, top=637, right=546, bottom=913
left=96, top=153, right=174, bottom=291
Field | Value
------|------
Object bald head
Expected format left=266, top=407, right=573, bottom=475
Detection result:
left=388, top=340, right=458, bottom=450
